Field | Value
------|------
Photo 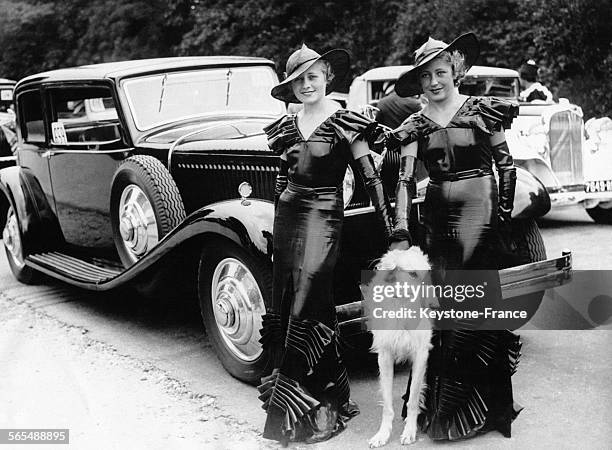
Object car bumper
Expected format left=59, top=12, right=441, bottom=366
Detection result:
left=336, top=251, right=572, bottom=332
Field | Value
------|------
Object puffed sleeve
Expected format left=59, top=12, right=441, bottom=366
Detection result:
left=387, top=115, right=421, bottom=149
left=263, top=115, right=299, bottom=154
left=474, top=97, right=519, bottom=133
left=330, top=110, right=380, bottom=145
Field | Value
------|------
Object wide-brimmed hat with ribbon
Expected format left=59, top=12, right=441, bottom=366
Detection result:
left=271, top=44, right=350, bottom=104
left=395, top=33, right=479, bottom=97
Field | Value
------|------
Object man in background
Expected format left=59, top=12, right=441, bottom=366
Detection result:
left=375, top=84, right=422, bottom=128
left=519, top=59, right=553, bottom=103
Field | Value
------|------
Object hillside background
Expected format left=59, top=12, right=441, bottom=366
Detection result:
left=1, top=0, right=610, bottom=117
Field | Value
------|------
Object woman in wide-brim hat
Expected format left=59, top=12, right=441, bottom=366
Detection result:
left=257, top=44, right=394, bottom=445
left=395, top=32, right=479, bottom=97
left=385, top=32, right=524, bottom=442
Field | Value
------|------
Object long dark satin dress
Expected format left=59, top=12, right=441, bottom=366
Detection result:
left=392, top=97, right=523, bottom=440
left=257, top=110, right=378, bottom=445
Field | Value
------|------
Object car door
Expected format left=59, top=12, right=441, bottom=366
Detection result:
left=45, top=83, right=131, bottom=251
left=14, top=88, right=54, bottom=208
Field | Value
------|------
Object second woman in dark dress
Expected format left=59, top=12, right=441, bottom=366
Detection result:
left=389, top=33, right=523, bottom=441
left=257, top=44, right=394, bottom=445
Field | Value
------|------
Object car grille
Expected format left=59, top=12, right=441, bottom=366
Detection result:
left=548, top=110, right=584, bottom=185
left=174, top=149, right=400, bottom=213
left=175, top=158, right=277, bottom=207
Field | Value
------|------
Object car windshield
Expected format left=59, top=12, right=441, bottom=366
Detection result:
left=459, top=76, right=519, bottom=99
left=123, top=66, right=285, bottom=130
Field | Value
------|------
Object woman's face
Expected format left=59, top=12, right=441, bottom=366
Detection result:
left=418, top=57, right=456, bottom=103
left=291, top=61, right=328, bottom=105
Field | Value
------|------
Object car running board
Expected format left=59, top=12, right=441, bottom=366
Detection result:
left=26, top=252, right=124, bottom=288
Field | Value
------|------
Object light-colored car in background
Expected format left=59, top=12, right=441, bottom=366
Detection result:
left=0, top=78, right=17, bottom=170
left=347, top=65, right=612, bottom=223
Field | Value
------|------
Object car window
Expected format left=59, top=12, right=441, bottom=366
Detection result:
left=460, top=76, right=519, bottom=99
left=49, top=86, right=121, bottom=146
left=368, top=80, right=395, bottom=104
left=123, top=66, right=285, bottom=131
left=19, top=90, right=45, bottom=143
left=0, top=86, right=14, bottom=112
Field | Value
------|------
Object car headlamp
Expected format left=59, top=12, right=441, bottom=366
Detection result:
left=342, top=166, right=355, bottom=208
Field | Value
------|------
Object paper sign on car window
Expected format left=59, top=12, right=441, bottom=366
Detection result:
left=51, top=121, right=68, bottom=144
left=0, top=90, right=12, bottom=101
left=88, top=98, right=106, bottom=113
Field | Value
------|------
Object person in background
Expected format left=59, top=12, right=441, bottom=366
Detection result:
left=375, top=85, right=422, bottom=129
left=519, top=59, right=553, bottom=103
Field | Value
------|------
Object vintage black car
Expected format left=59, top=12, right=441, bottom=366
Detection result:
left=1, top=58, right=571, bottom=384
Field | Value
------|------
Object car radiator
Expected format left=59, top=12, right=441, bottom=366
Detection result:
left=548, top=110, right=584, bottom=186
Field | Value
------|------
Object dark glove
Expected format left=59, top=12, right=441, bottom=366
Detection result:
left=492, top=140, right=516, bottom=223
left=492, top=140, right=517, bottom=251
left=274, top=158, right=288, bottom=208
left=390, top=155, right=416, bottom=246
left=353, top=154, right=394, bottom=240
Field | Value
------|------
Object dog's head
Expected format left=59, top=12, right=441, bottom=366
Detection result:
left=376, top=247, right=431, bottom=273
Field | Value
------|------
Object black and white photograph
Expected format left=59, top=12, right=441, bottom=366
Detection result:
left=1, top=0, right=611, bottom=448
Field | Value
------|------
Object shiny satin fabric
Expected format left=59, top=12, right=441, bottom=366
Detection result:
left=260, top=184, right=354, bottom=445
left=419, top=126, right=514, bottom=180
left=423, top=174, right=499, bottom=270
left=272, top=183, right=344, bottom=322
left=392, top=97, right=523, bottom=441
left=260, top=110, right=385, bottom=445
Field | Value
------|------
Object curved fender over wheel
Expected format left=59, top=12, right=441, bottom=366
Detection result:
left=0, top=166, right=63, bottom=255
left=511, top=166, right=551, bottom=220
left=586, top=205, right=612, bottom=224
left=191, top=199, right=275, bottom=260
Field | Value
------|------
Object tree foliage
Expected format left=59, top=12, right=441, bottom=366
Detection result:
left=0, top=0, right=610, bottom=117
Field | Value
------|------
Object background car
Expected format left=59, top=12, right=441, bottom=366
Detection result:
left=347, top=65, right=612, bottom=223
left=0, top=78, right=17, bottom=166
left=1, top=58, right=571, bottom=385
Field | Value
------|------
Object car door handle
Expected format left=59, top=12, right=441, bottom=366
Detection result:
left=41, top=151, right=55, bottom=158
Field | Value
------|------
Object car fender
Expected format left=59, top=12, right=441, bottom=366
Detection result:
left=132, top=197, right=274, bottom=271
left=176, top=198, right=275, bottom=260
left=0, top=166, right=63, bottom=253
left=512, top=166, right=550, bottom=219
left=137, top=197, right=275, bottom=270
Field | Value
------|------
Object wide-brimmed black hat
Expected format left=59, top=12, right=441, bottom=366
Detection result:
left=271, top=44, right=350, bottom=104
left=395, top=33, right=479, bottom=97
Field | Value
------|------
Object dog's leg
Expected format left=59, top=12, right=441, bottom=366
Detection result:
left=368, top=350, right=395, bottom=448
left=400, top=349, right=428, bottom=445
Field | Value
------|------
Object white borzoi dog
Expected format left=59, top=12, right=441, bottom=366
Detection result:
left=368, top=246, right=433, bottom=448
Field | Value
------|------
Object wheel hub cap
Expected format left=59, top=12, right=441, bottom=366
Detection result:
left=210, top=258, right=266, bottom=362
left=118, top=185, right=158, bottom=264
left=215, top=295, right=236, bottom=327
left=3, top=207, right=25, bottom=269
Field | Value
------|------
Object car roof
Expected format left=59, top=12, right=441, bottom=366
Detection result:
left=355, top=65, right=413, bottom=81
left=16, top=57, right=276, bottom=88
left=355, top=64, right=519, bottom=82
left=467, top=65, right=519, bottom=77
